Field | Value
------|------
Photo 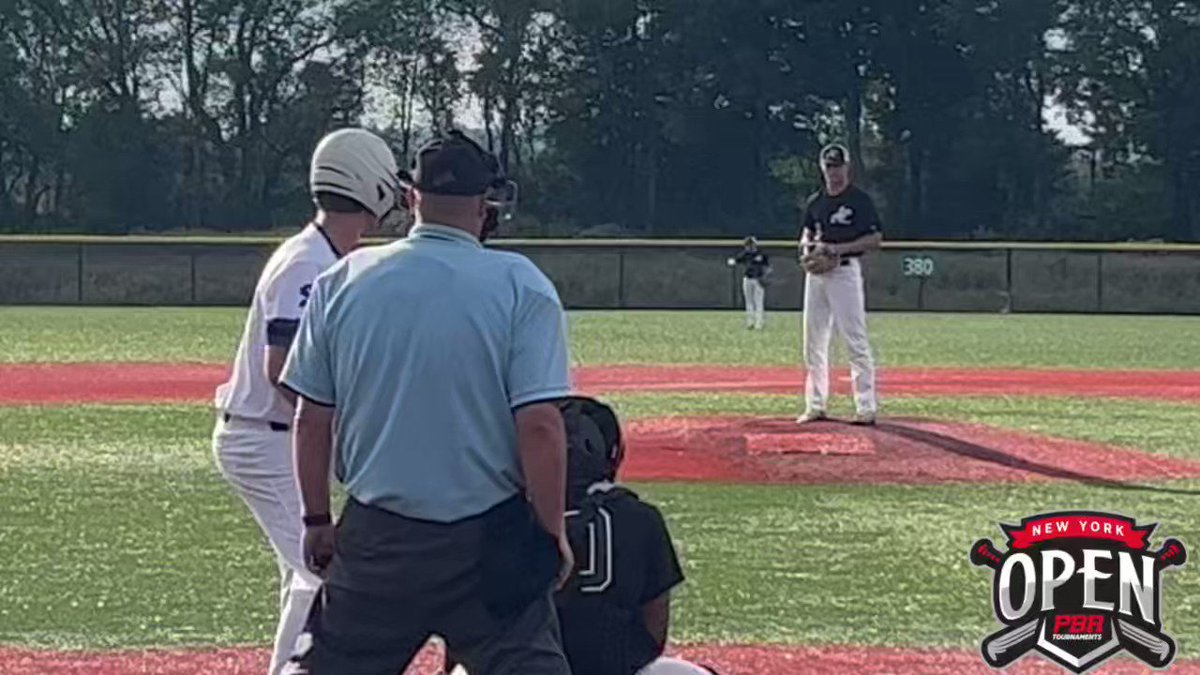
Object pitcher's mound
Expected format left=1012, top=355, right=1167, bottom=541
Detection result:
left=621, top=416, right=1200, bottom=485
left=740, top=419, right=876, bottom=456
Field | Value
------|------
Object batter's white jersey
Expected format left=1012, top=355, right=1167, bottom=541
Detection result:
left=215, top=224, right=340, bottom=424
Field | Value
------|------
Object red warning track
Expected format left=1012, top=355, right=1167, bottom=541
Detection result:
left=577, top=364, right=1200, bottom=400
left=620, top=416, right=1200, bottom=485
left=3, top=363, right=1200, bottom=405
left=3, top=644, right=1198, bottom=674
left=0, top=363, right=228, bottom=405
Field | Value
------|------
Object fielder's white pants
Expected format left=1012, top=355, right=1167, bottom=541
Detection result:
left=450, top=656, right=711, bottom=675
left=803, top=258, right=877, bottom=415
left=742, top=277, right=765, bottom=329
left=213, top=416, right=322, bottom=675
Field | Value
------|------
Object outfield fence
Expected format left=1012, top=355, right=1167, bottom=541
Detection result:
left=2, top=236, right=1199, bottom=314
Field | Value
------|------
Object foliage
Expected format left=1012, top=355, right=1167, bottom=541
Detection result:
left=0, top=0, right=1197, bottom=239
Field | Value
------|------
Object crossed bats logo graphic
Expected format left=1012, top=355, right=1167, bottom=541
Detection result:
left=970, top=512, right=1187, bottom=673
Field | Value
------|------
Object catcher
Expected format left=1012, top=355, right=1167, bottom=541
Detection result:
left=797, top=143, right=882, bottom=426
left=446, top=396, right=718, bottom=675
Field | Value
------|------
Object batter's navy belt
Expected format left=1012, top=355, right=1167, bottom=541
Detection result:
left=222, top=413, right=290, bottom=432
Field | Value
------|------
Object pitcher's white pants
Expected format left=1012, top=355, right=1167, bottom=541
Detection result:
left=742, top=277, right=765, bottom=329
left=213, top=416, right=322, bottom=675
left=803, top=258, right=877, bottom=415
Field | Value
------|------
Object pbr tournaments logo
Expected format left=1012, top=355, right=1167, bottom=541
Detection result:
left=970, top=511, right=1187, bottom=672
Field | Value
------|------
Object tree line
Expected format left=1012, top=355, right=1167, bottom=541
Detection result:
left=2, top=0, right=1197, bottom=240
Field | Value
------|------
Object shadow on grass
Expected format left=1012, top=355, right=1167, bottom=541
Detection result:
left=877, top=421, right=1200, bottom=497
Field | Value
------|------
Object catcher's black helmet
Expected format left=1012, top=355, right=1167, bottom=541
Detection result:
left=558, top=396, right=623, bottom=507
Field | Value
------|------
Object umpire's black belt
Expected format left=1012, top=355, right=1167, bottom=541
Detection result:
left=223, top=413, right=290, bottom=432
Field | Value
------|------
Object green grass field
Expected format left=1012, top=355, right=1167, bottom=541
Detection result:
left=4, top=307, right=1200, bottom=369
left=1, top=309, right=1199, bottom=657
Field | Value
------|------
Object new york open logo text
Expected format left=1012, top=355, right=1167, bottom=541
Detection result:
left=970, top=511, right=1186, bottom=673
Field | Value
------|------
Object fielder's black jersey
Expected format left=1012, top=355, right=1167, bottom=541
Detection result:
left=800, top=185, right=882, bottom=256
left=555, top=485, right=685, bottom=675
left=733, top=248, right=770, bottom=279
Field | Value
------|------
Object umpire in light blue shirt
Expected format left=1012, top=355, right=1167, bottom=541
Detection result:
left=281, top=131, right=574, bottom=675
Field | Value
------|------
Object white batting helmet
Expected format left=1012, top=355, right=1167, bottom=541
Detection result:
left=309, top=128, right=402, bottom=220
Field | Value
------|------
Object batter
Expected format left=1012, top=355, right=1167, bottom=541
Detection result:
left=213, top=128, right=403, bottom=674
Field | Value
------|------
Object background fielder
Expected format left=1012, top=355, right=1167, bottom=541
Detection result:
left=797, top=143, right=882, bottom=426
left=212, top=128, right=402, bottom=675
left=726, top=236, right=771, bottom=330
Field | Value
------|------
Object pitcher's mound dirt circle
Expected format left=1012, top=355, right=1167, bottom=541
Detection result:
left=620, top=416, right=1200, bottom=485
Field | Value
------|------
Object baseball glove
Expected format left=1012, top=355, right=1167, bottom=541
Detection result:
left=801, top=245, right=840, bottom=274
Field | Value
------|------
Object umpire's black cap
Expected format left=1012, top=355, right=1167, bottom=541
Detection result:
left=408, top=131, right=499, bottom=197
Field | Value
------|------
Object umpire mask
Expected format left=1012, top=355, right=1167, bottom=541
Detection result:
left=399, top=130, right=518, bottom=243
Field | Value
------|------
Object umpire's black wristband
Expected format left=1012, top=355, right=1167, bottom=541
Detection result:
left=303, top=513, right=332, bottom=527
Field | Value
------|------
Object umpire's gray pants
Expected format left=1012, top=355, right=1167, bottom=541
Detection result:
left=310, top=496, right=570, bottom=675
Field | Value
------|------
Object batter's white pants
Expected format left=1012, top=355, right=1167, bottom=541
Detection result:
left=803, top=258, right=877, bottom=415
left=213, top=416, right=322, bottom=675
left=742, top=277, right=765, bottom=329
left=450, top=656, right=712, bottom=675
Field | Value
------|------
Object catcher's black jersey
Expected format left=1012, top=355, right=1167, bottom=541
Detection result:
left=733, top=248, right=770, bottom=279
left=800, top=185, right=882, bottom=256
left=555, top=485, right=685, bottom=675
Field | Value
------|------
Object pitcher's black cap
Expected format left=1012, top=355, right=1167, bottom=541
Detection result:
left=820, top=143, right=849, bottom=167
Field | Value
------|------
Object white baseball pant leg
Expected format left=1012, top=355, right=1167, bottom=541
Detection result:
left=213, top=416, right=323, bottom=675
left=803, top=269, right=835, bottom=413
left=637, top=657, right=716, bottom=674
left=829, top=258, right=877, bottom=414
left=742, top=277, right=765, bottom=329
